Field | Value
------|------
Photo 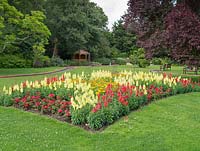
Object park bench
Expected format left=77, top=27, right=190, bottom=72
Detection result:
left=160, top=64, right=171, bottom=71
left=183, top=66, right=198, bottom=75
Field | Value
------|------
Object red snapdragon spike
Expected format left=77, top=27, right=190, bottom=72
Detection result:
left=92, top=103, right=102, bottom=113
left=117, top=91, right=121, bottom=97
left=102, top=95, right=106, bottom=101
left=169, top=73, right=172, bottom=79
left=61, top=75, right=65, bottom=81
left=97, top=93, right=101, bottom=100
left=47, top=78, right=51, bottom=85
left=23, top=82, right=27, bottom=88
left=163, top=73, right=167, bottom=79
left=130, top=89, right=133, bottom=96
left=123, top=101, right=128, bottom=106
left=92, top=108, right=97, bottom=113
left=104, top=101, right=109, bottom=107
left=96, top=103, right=102, bottom=110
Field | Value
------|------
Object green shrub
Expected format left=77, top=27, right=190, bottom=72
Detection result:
left=138, top=59, right=150, bottom=68
left=113, top=58, right=127, bottom=65
left=90, top=62, right=102, bottom=66
left=0, top=55, right=31, bottom=68
left=130, top=48, right=150, bottom=68
left=50, top=57, right=64, bottom=66
left=151, top=58, right=162, bottom=65
left=65, top=60, right=90, bottom=66
left=33, top=56, right=50, bottom=67
left=94, top=58, right=111, bottom=65
left=160, top=57, right=172, bottom=65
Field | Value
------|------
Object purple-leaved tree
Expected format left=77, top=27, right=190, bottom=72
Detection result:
left=125, top=0, right=200, bottom=65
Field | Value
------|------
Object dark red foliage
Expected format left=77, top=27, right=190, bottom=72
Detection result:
left=164, top=3, right=200, bottom=65
left=125, top=0, right=200, bottom=65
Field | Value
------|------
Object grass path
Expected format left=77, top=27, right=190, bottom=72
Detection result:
left=1, top=93, right=200, bottom=151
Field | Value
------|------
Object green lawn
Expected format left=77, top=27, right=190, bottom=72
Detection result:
left=0, top=92, right=200, bottom=151
left=0, top=67, right=64, bottom=76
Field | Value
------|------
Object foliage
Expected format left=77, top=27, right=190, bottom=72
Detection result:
left=8, top=0, right=46, bottom=14
left=125, top=0, right=200, bottom=65
left=50, top=57, right=64, bottom=67
left=151, top=57, right=172, bottom=65
left=112, top=58, right=127, bottom=65
left=0, top=0, right=51, bottom=64
left=33, top=55, right=51, bottom=68
left=65, top=60, right=90, bottom=66
left=130, top=47, right=150, bottom=68
left=165, top=3, right=200, bottom=65
left=94, top=58, right=111, bottom=65
left=111, top=20, right=137, bottom=55
left=0, top=55, right=31, bottom=68
left=45, top=0, right=109, bottom=59
left=151, top=58, right=162, bottom=65
left=71, top=105, right=92, bottom=125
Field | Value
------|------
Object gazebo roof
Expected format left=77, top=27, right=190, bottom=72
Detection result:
left=74, top=50, right=90, bottom=55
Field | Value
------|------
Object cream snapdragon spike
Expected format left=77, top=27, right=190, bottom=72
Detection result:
left=2, top=70, right=183, bottom=109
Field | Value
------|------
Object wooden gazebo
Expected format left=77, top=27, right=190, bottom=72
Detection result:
left=73, top=50, right=90, bottom=62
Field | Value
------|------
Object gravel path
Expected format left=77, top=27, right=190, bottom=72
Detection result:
left=0, top=67, right=75, bottom=79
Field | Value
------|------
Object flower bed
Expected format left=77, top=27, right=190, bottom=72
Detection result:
left=1, top=70, right=200, bottom=130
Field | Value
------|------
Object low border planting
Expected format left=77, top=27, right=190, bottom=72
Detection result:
left=1, top=71, right=200, bottom=130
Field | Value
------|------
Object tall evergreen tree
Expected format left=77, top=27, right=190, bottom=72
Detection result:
left=111, top=19, right=137, bottom=55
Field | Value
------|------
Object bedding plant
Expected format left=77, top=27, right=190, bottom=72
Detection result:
left=1, top=70, right=200, bottom=130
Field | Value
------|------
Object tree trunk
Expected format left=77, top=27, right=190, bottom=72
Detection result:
left=52, top=37, right=58, bottom=57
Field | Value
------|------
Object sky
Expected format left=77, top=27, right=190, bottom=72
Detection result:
left=90, top=0, right=129, bottom=30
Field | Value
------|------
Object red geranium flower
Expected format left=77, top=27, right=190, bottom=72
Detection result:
left=58, top=109, right=63, bottom=113
left=48, top=93, right=55, bottom=98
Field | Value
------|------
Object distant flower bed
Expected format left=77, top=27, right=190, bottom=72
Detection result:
left=1, top=70, right=200, bottom=130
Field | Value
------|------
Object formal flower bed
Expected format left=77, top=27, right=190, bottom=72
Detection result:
left=1, top=71, right=200, bottom=130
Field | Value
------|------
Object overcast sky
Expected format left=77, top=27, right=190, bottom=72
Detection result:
left=90, top=0, right=129, bottom=30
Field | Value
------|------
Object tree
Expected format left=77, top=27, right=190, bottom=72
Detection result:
left=0, top=0, right=51, bottom=60
left=8, top=0, right=46, bottom=14
left=45, top=0, right=109, bottom=59
left=165, top=3, right=200, bottom=65
left=125, top=0, right=200, bottom=65
left=111, top=19, right=137, bottom=55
